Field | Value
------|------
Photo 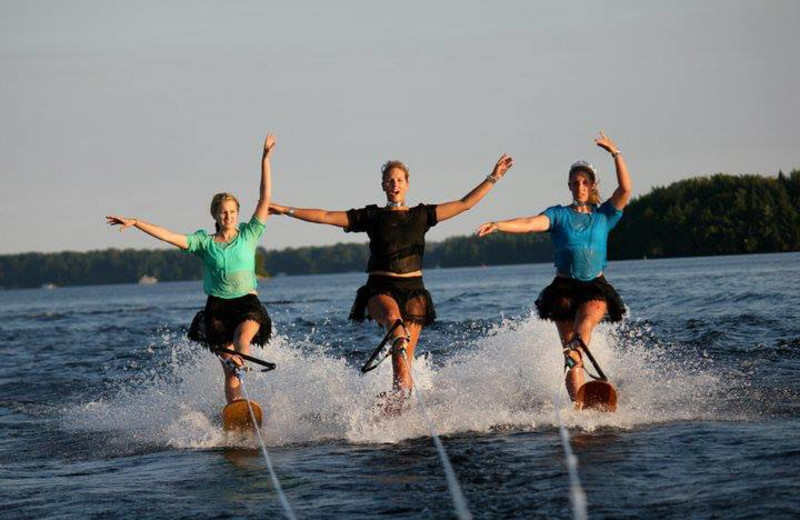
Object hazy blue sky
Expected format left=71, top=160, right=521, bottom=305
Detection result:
left=2, top=0, right=798, bottom=254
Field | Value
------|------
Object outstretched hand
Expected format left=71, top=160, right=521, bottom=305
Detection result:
left=492, top=154, right=514, bottom=178
left=263, top=133, right=277, bottom=157
left=475, top=221, right=499, bottom=238
left=105, top=215, right=136, bottom=231
left=268, top=203, right=289, bottom=215
left=594, top=131, right=619, bottom=155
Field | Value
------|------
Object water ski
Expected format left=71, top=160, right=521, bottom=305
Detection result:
left=574, top=380, right=618, bottom=412
left=222, top=399, right=263, bottom=431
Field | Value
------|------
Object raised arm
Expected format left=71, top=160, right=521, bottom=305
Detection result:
left=105, top=216, right=189, bottom=250
left=253, top=133, right=276, bottom=223
left=476, top=214, right=550, bottom=237
left=435, top=154, right=514, bottom=222
left=595, top=131, right=631, bottom=210
left=269, top=203, right=349, bottom=228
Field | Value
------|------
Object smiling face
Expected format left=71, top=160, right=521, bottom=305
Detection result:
left=210, top=193, right=240, bottom=233
left=215, top=200, right=239, bottom=230
left=382, top=166, right=409, bottom=204
left=568, top=170, right=596, bottom=205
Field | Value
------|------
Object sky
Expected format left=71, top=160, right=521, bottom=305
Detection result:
left=1, top=0, right=798, bottom=255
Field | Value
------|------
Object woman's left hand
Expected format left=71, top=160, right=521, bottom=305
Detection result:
left=476, top=221, right=499, bottom=237
left=594, top=131, right=620, bottom=155
left=491, top=154, right=514, bottom=179
left=263, top=133, right=276, bottom=157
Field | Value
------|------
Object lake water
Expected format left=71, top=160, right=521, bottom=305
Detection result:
left=1, top=253, right=799, bottom=519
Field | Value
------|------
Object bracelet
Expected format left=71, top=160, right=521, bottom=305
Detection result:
left=485, top=174, right=499, bottom=184
left=612, top=150, right=622, bottom=158
left=287, top=208, right=296, bottom=217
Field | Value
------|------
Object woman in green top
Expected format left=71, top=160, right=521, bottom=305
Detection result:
left=106, top=133, right=276, bottom=403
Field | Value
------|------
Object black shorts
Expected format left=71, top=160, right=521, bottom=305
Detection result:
left=535, top=275, right=626, bottom=323
left=188, top=294, right=272, bottom=348
left=349, top=275, right=436, bottom=326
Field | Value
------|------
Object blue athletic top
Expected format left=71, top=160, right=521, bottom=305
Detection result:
left=184, top=215, right=266, bottom=299
left=541, top=201, right=623, bottom=281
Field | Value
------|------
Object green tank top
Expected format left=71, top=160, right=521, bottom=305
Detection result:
left=184, top=215, right=266, bottom=299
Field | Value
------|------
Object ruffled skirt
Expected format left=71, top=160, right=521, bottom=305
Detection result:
left=535, top=275, right=626, bottom=323
left=188, top=294, right=272, bottom=348
left=349, top=275, right=436, bottom=326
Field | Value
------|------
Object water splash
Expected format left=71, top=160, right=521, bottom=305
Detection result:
left=64, top=312, right=730, bottom=450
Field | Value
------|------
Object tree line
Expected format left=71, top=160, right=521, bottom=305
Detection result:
left=1, top=170, right=797, bottom=289
left=609, top=169, right=800, bottom=259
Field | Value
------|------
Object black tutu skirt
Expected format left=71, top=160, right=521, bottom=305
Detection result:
left=535, top=275, right=626, bottom=323
left=188, top=294, right=272, bottom=348
left=349, top=275, right=436, bottom=326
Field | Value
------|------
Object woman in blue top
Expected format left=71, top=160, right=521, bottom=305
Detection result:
left=106, top=133, right=276, bottom=403
left=476, top=132, right=631, bottom=400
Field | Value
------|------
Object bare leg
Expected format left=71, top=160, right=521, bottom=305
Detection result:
left=555, top=320, right=584, bottom=400
left=366, top=294, right=422, bottom=392
left=219, top=319, right=260, bottom=403
left=564, top=300, right=608, bottom=400
left=574, top=300, right=606, bottom=347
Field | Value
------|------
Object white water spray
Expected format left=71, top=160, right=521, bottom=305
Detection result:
left=64, top=314, right=727, bottom=450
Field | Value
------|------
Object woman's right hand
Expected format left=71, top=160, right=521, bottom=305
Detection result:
left=105, top=215, right=136, bottom=231
left=476, top=221, right=499, bottom=237
left=269, top=203, right=289, bottom=215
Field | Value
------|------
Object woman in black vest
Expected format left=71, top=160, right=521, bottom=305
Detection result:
left=270, top=155, right=512, bottom=401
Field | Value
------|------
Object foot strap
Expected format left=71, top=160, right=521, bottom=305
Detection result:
left=391, top=322, right=412, bottom=355
left=361, top=319, right=410, bottom=373
left=221, top=356, right=244, bottom=379
left=563, top=334, right=606, bottom=381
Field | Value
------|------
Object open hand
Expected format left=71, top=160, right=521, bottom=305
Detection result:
left=594, top=131, right=619, bottom=155
left=263, top=133, right=277, bottom=157
left=105, top=215, right=136, bottom=231
left=492, top=154, right=514, bottom=179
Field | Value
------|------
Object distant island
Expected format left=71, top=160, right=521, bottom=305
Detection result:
left=1, top=170, right=797, bottom=289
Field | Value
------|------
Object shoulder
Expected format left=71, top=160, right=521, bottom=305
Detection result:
left=540, top=205, right=569, bottom=228
left=350, top=204, right=381, bottom=213
left=185, top=229, right=212, bottom=253
left=541, top=204, right=569, bottom=217
left=415, top=203, right=439, bottom=226
left=598, top=200, right=623, bottom=217
left=189, top=228, right=211, bottom=239
left=352, top=204, right=381, bottom=218
left=240, top=215, right=266, bottom=230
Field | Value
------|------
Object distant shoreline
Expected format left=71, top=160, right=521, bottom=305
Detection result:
left=2, top=250, right=797, bottom=292
left=2, top=171, right=798, bottom=289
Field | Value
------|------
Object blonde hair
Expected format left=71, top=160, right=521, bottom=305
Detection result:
left=209, top=192, right=240, bottom=231
left=381, top=160, right=410, bottom=181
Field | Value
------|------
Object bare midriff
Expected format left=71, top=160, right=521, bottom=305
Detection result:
left=556, top=271, right=603, bottom=279
left=369, top=270, right=423, bottom=278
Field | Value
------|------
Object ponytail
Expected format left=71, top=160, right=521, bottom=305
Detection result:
left=588, top=185, right=601, bottom=205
